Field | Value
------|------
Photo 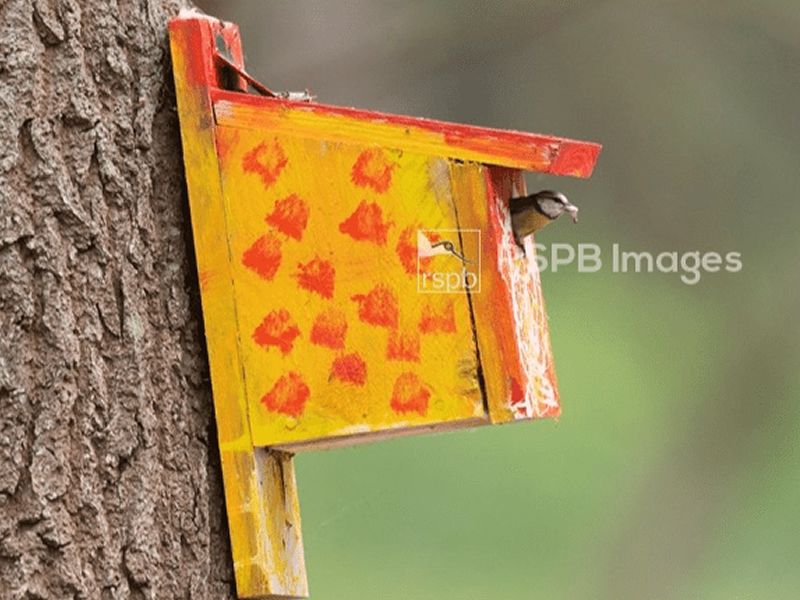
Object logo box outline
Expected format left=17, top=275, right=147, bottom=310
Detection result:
left=416, top=228, right=481, bottom=294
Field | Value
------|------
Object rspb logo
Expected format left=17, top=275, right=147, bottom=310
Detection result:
left=416, top=229, right=481, bottom=294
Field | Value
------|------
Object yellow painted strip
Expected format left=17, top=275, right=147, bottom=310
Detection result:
left=170, top=18, right=308, bottom=599
left=449, top=164, right=515, bottom=423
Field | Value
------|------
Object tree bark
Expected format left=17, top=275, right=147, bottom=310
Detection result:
left=0, top=1, right=235, bottom=597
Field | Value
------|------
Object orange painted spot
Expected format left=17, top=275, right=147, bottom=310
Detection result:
left=396, top=226, right=439, bottom=275
left=261, top=372, right=309, bottom=417
left=295, top=256, right=335, bottom=298
left=395, top=227, right=417, bottom=275
left=310, top=308, right=348, bottom=349
left=351, top=148, right=394, bottom=193
left=242, top=138, right=288, bottom=189
left=330, top=353, right=367, bottom=386
left=198, top=270, right=213, bottom=292
left=387, top=330, right=420, bottom=362
left=419, top=299, right=456, bottom=334
left=242, top=232, right=282, bottom=281
left=338, top=200, right=393, bottom=245
left=252, top=309, right=301, bottom=355
left=390, top=372, right=430, bottom=416
left=266, top=194, right=309, bottom=241
left=351, top=284, right=398, bottom=328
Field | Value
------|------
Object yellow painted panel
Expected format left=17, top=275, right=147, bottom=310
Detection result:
left=216, top=127, right=486, bottom=447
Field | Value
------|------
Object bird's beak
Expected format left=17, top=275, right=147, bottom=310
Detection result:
left=564, top=204, right=579, bottom=223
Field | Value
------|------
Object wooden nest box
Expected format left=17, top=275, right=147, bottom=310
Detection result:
left=170, top=13, right=600, bottom=599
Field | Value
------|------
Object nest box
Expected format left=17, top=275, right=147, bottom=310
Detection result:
left=170, top=13, right=600, bottom=599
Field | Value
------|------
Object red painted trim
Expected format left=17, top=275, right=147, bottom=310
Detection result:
left=551, top=139, right=602, bottom=179
left=168, top=15, right=245, bottom=91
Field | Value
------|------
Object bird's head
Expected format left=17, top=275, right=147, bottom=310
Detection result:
left=534, top=190, right=579, bottom=223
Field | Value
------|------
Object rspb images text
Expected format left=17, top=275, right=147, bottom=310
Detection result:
left=534, top=243, right=742, bottom=285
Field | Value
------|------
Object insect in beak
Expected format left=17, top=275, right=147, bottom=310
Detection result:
left=564, top=204, right=579, bottom=223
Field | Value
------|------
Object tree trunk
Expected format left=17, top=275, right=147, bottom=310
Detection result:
left=0, top=1, right=235, bottom=597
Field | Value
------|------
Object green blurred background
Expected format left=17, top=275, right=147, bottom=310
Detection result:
left=199, top=2, right=800, bottom=598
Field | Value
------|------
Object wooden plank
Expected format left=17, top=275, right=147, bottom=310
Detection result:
left=212, top=89, right=601, bottom=177
left=169, top=14, right=308, bottom=598
left=213, top=123, right=487, bottom=448
left=451, top=165, right=560, bottom=422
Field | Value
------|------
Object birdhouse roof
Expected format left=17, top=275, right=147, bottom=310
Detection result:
left=212, top=89, right=601, bottom=177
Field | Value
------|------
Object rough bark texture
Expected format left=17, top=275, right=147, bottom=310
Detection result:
left=0, top=1, right=236, bottom=598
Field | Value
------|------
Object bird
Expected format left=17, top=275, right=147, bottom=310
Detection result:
left=509, top=190, right=578, bottom=249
